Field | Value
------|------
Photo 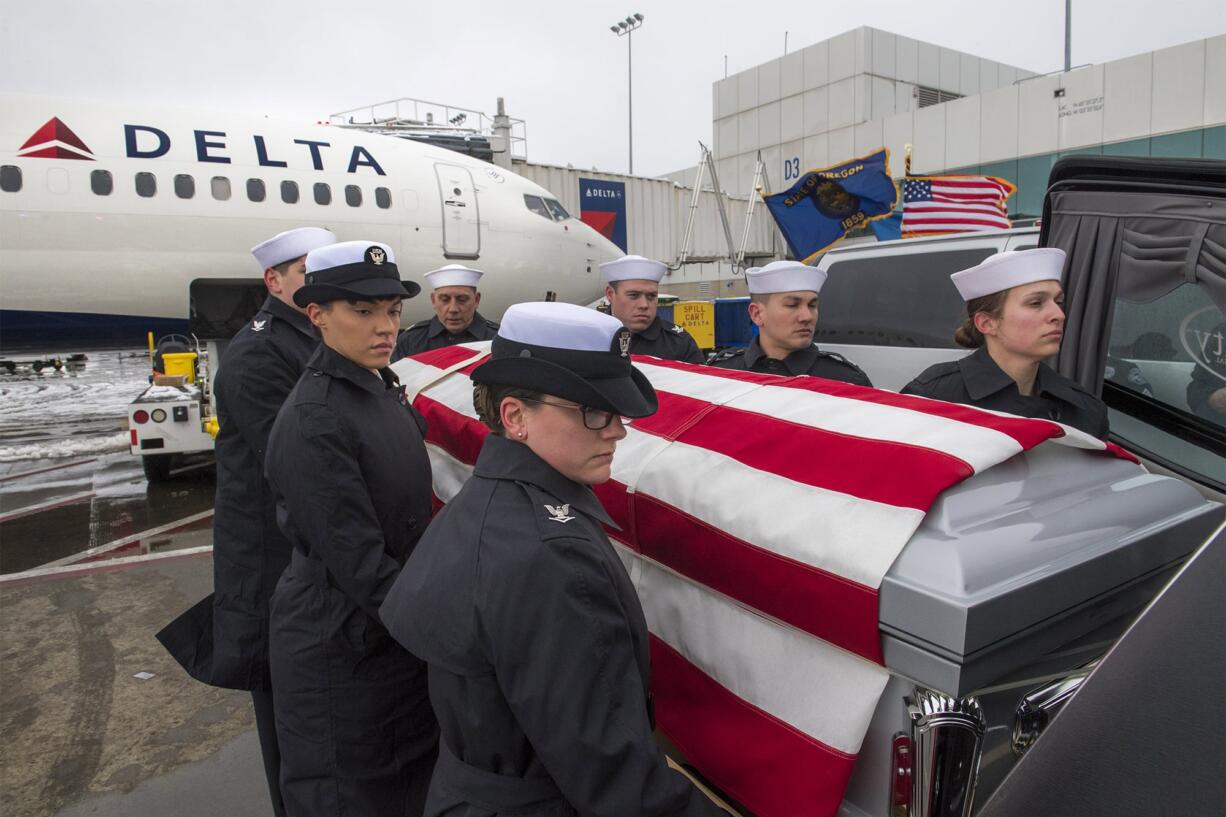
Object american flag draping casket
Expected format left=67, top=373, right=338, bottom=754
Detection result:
left=391, top=343, right=1137, bottom=817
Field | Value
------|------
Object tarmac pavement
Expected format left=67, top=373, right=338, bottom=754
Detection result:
left=1, top=550, right=272, bottom=817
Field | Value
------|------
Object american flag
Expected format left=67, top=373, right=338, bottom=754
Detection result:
left=901, top=175, right=1016, bottom=237
left=393, top=344, right=1136, bottom=817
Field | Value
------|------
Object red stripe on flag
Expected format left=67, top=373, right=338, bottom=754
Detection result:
left=407, top=344, right=488, bottom=370
left=903, top=217, right=1013, bottom=229
left=651, top=635, right=856, bottom=817
left=416, top=394, right=488, bottom=465
left=638, top=358, right=1083, bottom=454
left=634, top=490, right=884, bottom=663
left=635, top=391, right=975, bottom=510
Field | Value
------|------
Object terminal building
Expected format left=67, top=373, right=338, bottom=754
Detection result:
left=671, top=26, right=1225, bottom=221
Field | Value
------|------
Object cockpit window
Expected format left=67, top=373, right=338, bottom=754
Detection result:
left=544, top=198, right=570, bottom=221
left=523, top=194, right=551, bottom=220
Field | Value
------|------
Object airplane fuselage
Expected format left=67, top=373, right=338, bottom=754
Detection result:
left=0, top=94, right=621, bottom=346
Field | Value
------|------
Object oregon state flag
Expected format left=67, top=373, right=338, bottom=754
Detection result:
left=763, top=149, right=898, bottom=261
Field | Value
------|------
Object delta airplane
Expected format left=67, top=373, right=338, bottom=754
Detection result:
left=0, top=93, right=623, bottom=346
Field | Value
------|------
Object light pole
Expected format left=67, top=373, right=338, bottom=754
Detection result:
left=610, top=12, right=644, bottom=176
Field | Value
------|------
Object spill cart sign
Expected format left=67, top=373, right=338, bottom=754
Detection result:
left=675, top=301, right=715, bottom=349
left=579, top=178, right=628, bottom=252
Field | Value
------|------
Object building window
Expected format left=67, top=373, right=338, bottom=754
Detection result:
left=247, top=178, right=266, bottom=202
left=135, top=172, right=157, bottom=198
left=375, top=187, right=391, bottom=209
left=211, top=176, right=231, bottom=201
left=90, top=169, right=113, bottom=196
left=345, top=185, right=362, bottom=207
left=913, top=85, right=963, bottom=109
left=281, top=180, right=299, bottom=204
left=174, top=174, right=195, bottom=199
left=313, top=182, right=331, bottom=205
left=0, top=165, right=20, bottom=193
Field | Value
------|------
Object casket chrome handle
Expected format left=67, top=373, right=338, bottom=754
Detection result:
left=1011, top=659, right=1098, bottom=756
left=904, top=688, right=986, bottom=817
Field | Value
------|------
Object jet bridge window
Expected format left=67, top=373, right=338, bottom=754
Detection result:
left=174, top=174, right=195, bottom=199
left=544, top=198, right=570, bottom=221
left=375, top=187, right=391, bottom=209
left=0, top=165, right=20, bottom=192
left=247, top=178, right=266, bottom=202
left=281, top=180, right=299, bottom=204
left=314, top=183, right=331, bottom=205
left=345, top=185, right=362, bottom=207
left=523, top=194, right=551, bottom=220
left=135, top=172, right=157, bottom=198
left=90, top=169, right=113, bottom=196
left=211, top=176, right=231, bottom=201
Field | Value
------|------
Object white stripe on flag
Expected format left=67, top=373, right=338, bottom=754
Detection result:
left=627, top=433, right=924, bottom=586
left=426, top=442, right=473, bottom=502
left=635, top=362, right=1025, bottom=472
left=618, top=542, right=889, bottom=755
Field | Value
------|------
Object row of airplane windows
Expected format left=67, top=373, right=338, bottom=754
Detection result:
left=0, top=165, right=393, bottom=209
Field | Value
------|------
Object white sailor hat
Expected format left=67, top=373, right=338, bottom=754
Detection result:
left=293, top=241, right=422, bottom=307
left=600, top=255, right=667, bottom=284
left=251, top=227, right=336, bottom=270
left=950, top=248, right=1065, bottom=302
left=471, top=302, right=658, bottom=418
left=745, top=260, right=827, bottom=295
left=424, top=264, right=484, bottom=290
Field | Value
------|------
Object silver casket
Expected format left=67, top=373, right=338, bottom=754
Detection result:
left=840, top=441, right=1221, bottom=817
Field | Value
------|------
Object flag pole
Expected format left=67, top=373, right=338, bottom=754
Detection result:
left=904, top=143, right=913, bottom=177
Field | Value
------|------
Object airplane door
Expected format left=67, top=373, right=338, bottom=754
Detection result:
left=434, top=164, right=480, bottom=259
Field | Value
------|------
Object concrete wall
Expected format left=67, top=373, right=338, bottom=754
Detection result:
left=711, top=26, right=1034, bottom=195
left=705, top=30, right=1224, bottom=204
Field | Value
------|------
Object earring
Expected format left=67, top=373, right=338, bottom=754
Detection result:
left=516, top=431, right=525, bottom=439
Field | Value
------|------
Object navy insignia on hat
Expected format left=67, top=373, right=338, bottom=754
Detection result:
left=366, top=245, right=387, bottom=265
left=613, top=328, right=632, bottom=357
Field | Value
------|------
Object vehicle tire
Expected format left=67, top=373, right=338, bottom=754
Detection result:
left=142, top=454, right=174, bottom=483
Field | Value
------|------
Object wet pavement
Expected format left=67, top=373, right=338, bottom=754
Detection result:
left=0, top=346, right=270, bottom=816
left=0, top=550, right=269, bottom=817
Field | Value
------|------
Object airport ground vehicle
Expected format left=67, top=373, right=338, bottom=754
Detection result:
left=127, top=280, right=265, bottom=481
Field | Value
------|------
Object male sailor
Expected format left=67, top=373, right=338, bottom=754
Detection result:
left=601, top=254, right=705, bottom=363
left=391, top=263, right=498, bottom=361
left=157, top=226, right=337, bottom=817
left=709, top=260, right=872, bottom=385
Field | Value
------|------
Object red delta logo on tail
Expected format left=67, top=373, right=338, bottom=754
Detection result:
left=18, top=117, right=95, bottom=160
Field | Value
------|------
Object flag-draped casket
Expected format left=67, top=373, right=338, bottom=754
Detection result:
left=392, top=344, right=1138, bottom=817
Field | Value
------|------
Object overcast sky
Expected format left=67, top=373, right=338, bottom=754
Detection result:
left=2, top=0, right=1222, bottom=177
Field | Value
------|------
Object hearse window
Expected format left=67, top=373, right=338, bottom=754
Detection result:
left=90, top=169, right=113, bottom=196
left=817, top=248, right=995, bottom=348
left=523, top=194, right=551, bottom=220
left=211, top=176, right=231, bottom=201
left=0, top=165, right=20, bottom=193
left=345, top=185, right=362, bottom=207
left=281, top=180, right=299, bottom=204
left=1103, top=265, right=1225, bottom=486
left=174, top=174, right=195, bottom=199
left=313, top=183, right=331, bottom=205
left=135, top=172, right=157, bottom=198
left=375, top=187, right=391, bottom=209
left=246, top=178, right=266, bottom=202
left=544, top=198, right=570, bottom=221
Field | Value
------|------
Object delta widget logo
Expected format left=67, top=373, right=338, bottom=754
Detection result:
left=17, top=117, right=95, bottom=161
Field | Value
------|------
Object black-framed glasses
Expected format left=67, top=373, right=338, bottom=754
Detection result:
left=519, top=398, right=619, bottom=430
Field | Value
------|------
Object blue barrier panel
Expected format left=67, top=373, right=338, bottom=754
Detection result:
left=657, top=305, right=674, bottom=325
left=714, top=297, right=756, bottom=347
